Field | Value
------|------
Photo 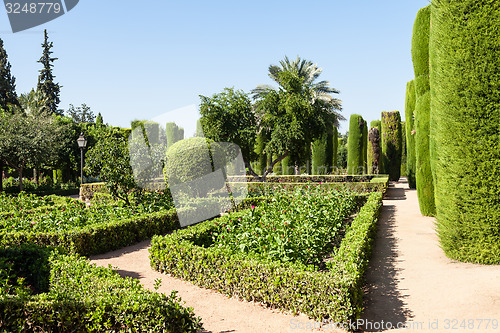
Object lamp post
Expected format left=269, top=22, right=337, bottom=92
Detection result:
left=77, top=133, right=87, bottom=184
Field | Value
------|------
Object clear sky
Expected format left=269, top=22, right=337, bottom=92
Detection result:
left=1, top=0, right=430, bottom=136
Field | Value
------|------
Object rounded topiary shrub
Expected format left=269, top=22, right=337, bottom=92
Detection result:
left=430, top=0, right=500, bottom=264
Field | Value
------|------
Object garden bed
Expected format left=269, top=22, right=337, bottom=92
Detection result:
left=150, top=189, right=383, bottom=327
left=0, top=244, right=202, bottom=332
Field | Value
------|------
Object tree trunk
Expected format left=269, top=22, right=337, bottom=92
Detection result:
left=34, top=166, right=39, bottom=185
left=294, top=165, right=299, bottom=175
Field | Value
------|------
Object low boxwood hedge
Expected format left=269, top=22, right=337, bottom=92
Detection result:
left=150, top=191, right=383, bottom=327
left=0, top=245, right=202, bottom=332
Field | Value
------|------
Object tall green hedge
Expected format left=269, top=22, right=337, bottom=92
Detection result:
left=311, top=133, right=328, bottom=175
left=370, top=120, right=382, bottom=172
left=367, top=127, right=380, bottom=174
left=332, top=126, right=338, bottom=170
left=429, top=0, right=500, bottom=263
left=381, top=111, right=402, bottom=181
left=412, top=5, right=436, bottom=216
left=165, top=122, right=184, bottom=150
left=405, top=80, right=417, bottom=189
left=362, top=121, right=368, bottom=172
left=347, top=115, right=366, bottom=175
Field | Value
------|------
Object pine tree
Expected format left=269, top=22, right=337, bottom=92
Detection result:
left=0, top=37, right=19, bottom=113
left=37, top=30, right=61, bottom=116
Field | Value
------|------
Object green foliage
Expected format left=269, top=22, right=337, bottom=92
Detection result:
left=165, top=137, right=212, bottom=184
left=311, top=132, right=328, bottom=175
left=84, top=135, right=137, bottom=205
left=0, top=251, right=202, bottom=332
left=65, top=104, right=95, bottom=124
left=332, top=127, right=338, bottom=168
left=412, top=5, right=435, bottom=216
left=429, top=0, right=500, bottom=263
left=337, top=135, right=348, bottom=169
left=381, top=111, right=402, bottom=181
left=370, top=121, right=383, bottom=173
left=254, top=132, right=267, bottom=175
left=95, top=113, right=103, bottom=125
left=212, top=188, right=356, bottom=268
left=252, top=56, right=343, bottom=179
left=405, top=80, right=417, bottom=188
left=347, top=115, right=366, bottom=174
left=199, top=87, right=256, bottom=165
left=400, top=120, right=407, bottom=176
left=165, top=122, right=184, bottom=150
left=367, top=127, right=381, bottom=174
left=37, top=30, right=61, bottom=116
left=0, top=37, right=19, bottom=112
left=362, top=120, right=368, bottom=171
left=150, top=191, right=382, bottom=324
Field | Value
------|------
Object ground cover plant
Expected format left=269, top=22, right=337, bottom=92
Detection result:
left=211, top=187, right=357, bottom=269
left=150, top=187, right=383, bottom=326
left=0, top=244, right=203, bottom=332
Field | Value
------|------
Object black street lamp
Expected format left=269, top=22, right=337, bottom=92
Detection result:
left=76, top=133, right=87, bottom=184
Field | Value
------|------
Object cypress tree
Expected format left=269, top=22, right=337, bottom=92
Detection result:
left=400, top=120, right=407, bottom=176
left=37, top=30, right=61, bottom=116
left=95, top=113, right=103, bottom=125
left=0, top=38, right=19, bottom=112
left=405, top=80, right=417, bottom=189
left=367, top=127, right=381, bottom=174
left=412, top=5, right=436, bottom=216
left=143, top=121, right=159, bottom=145
left=332, top=126, right=338, bottom=170
left=281, top=155, right=293, bottom=175
left=430, top=0, right=500, bottom=263
left=347, top=114, right=365, bottom=175
left=254, top=132, right=266, bottom=175
left=165, top=122, right=183, bottom=150
left=370, top=120, right=383, bottom=173
left=381, top=111, right=402, bottom=181
left=311, top=132, right=327, bottom=175
left=362, top=120, right=368, bottom=172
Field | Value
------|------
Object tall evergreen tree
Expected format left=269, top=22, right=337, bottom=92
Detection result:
left=37, top=30, right=61, bottom=116
left=0, top=38, right=19, bottom=113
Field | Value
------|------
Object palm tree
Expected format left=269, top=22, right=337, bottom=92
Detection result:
left=251, top=56, right=344, bottom=176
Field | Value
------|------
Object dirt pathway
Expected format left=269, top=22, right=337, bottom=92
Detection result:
left=360, top=180, right=500, bottom=332
left=90, top=180, right=500, bottom=332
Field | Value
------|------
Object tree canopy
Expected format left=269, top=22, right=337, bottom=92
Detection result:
left=37, top=30, right=61, bottom=116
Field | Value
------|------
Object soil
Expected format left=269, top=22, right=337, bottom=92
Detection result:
left=90, top=179, right=500, bottom=332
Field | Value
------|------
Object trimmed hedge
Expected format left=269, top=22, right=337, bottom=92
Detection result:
left=347, top=114, right=366, bottom=175
left=367, top=127, right=381, bottom=174
left=362, top=120, right=368, bottom=172
left=0, top=248, right=202, bottom=332
left=311, top=132, right=328, bottom=175
left=150, top=191, right=383, bottom=326
left=332, top=126, right=338, bottom=169
left=370, top=120, right=383, bottom=173
left=79, top=182, right=107, bottom=201
left=227, top=174, right=382, bottom=183
left=0, top=208, right=181, bottom=256
left=429, top=0, right=500, bottom=263
left=381, top=111, right=402, bottom=181
left=165, top=122, right=184, bottom=150
left=412, top=5, right=436, bottom=216
left=405, top=80, right=417, bottom=189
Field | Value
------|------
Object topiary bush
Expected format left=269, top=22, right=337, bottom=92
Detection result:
left=370, top=120, right=383, bottom=173
left=367, top=127, right=381, bottom=174
left=347, top=114, right=366, bottom=175
left=381, top=111, right=402, bottom=181
left=165, top=122, right=184, bottom=150
left=311, top=133, right=328, bottom=175
left=412, top=5, right=436, bottom=216
left=429, top=0, right=500, bottom=263
left=362, top=120, right=368, bottom=172
left=405, top=80, right=417, bottom=189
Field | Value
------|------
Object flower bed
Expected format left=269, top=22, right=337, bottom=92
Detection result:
left=150, top=190, right=383, bottom=327
left=0, top=244, right=202, bottom=332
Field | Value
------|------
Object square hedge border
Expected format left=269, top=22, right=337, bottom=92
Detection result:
left=149, top=191, right=383, bottom=327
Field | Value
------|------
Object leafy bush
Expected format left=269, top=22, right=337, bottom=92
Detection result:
left=0, top=249, right=202, bottom=332
left=150, top=191, right=382, bottom=326
left=429, top=0, right=500, bottom=263
left=347, top=114, right=366, bottom=175
left=211, top=188, right=356, bottom=269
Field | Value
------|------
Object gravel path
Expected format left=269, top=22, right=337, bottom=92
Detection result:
left=90, top=180, right=500, bottom=332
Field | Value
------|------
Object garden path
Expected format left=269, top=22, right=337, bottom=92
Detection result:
left=90, top=180, right=500, bottom=332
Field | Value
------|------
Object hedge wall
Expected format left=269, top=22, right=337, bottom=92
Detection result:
left=381, top=111, right=402, bottom=181
left=150, top=191, right=383, bottom=326
left=405, top=80, right=417, bottom=189
left=165, top=122, right=184, bottom=150
left=347, top=114, right=366, bottom=175
left=412, top=5, right=436, bottom=216
left=429, top=0, right=500, bottom=263
left=370, top=120, right=383, bottom=173
left=367, top=127, right=381, bottom=174
left=0, top=246, right=202, bottom=332
left=362, top=120, right=368, bottom=172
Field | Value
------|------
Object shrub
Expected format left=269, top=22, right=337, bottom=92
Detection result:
left=429, top=0, right=500, bottom=263
left=150, top=191, right=383, bottom=326
left=347, top=115, right=366, bottom=175
left=411, top=5, right=436, bottom=216
left=165, top=122, right=184, bottom=150
left=362, top=120, right=368, bottom=172
left=0, top=249, right=202, bottom=332
left=332, top=126, right=338, bottom=168
left=381, top=111, right=402, bottom=181
left=370, top=120, right=383, bottom=172
left=405, top=80, right=417, bottom=188
left=311, top=132, right=328, bottom=175
left=367, top=127, right=381, bottom=174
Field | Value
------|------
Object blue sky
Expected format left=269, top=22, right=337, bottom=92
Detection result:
left=1, top=0, right=430, bottom=136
